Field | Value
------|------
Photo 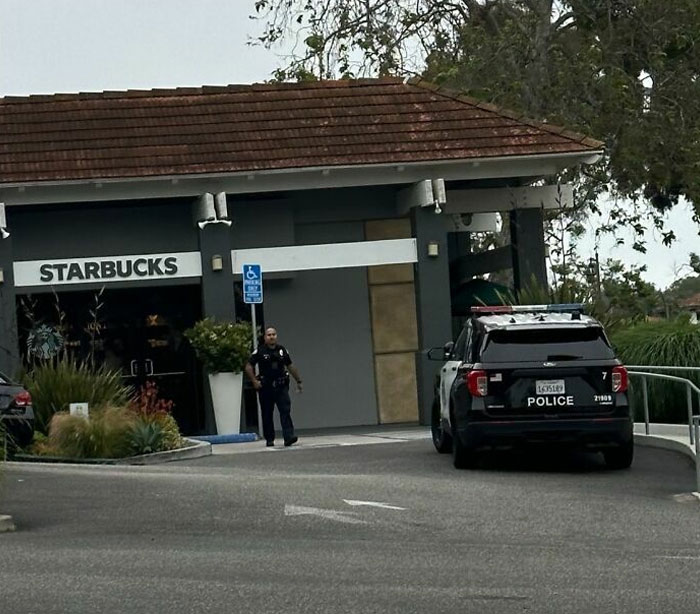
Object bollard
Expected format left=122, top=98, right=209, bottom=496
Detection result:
left=688, top=384, right=695, bottom=445
left=694, top=416, right=700, bottom=494
left=642, top=377, right=650, bottom=435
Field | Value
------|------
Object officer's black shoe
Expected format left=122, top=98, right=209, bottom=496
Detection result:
left=284, top=436, right=298, bottom=447
left=266, top=441, right=275, bottom=447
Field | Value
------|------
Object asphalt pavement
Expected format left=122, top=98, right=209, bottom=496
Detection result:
left=1, top=435, right=700, bottom=613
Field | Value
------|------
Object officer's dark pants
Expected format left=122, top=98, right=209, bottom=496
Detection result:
left=258, top=385, right=295, bottom=444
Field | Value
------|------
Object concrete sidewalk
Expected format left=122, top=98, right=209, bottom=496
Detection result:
left=210, top=424, right=432, bottom=455
left=634, top=422, right=697, bottom=462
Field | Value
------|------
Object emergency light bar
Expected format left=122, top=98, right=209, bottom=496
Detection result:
left=470, top=303, right=585, bottom=314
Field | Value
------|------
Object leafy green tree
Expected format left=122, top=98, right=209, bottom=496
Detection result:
left=598, top=259, right=662, bottom=322
left=666, top=275, right=700, bottom=302
left=252, top=0, right=700, bottom=241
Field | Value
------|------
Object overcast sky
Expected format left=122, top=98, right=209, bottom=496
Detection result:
left=1, top=0, right=696, bottom=289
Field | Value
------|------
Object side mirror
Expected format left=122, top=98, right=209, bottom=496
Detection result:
left=427, top=347, right=443, bottom=361
left=427, top=341, right=454, bottom=361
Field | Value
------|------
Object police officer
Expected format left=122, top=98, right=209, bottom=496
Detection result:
left=245, top=326, right=302, bottom=447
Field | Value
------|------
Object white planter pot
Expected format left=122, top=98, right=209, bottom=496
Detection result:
left=208, top=372, right=243, bottom=435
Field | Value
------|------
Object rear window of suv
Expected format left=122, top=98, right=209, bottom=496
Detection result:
left=481, top=326, right=615, bottom=363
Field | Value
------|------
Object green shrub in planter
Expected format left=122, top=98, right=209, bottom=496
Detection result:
left=149, top=413, right=185, bottom=451
left=129, top=421, right=165, bottom=455
left=611, top=319, right=700, bottom=423
left=184, top=318, right=252, bottom=373
left=135, top=413, right=184, bottom=452
left=22, top=357, right=131, bottom=434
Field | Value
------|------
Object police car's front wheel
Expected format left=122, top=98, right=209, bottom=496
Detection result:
left=431, top=398, right=452, bottom=454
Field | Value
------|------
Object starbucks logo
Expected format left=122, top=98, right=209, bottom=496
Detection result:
left=27, top=324, right=64, bottom=360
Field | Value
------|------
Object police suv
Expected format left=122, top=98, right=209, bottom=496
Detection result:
left=429, top=304, right=633, bottom=469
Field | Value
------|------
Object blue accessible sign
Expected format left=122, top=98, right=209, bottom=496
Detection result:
left=242, top=264, right=263, bottom=304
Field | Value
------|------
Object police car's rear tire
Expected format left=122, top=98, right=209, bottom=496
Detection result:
left=431, top=398, right=452, bottom=454
left=603, top=439, right=634, bottom=470
left=451, top=415, right=477, bottom=469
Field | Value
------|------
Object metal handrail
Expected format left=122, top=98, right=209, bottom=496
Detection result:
left=627, top=365, right=700, bottom=372
left=627, top=369, right=700, bottom=443
left=626, top=366, right=700, bottom=491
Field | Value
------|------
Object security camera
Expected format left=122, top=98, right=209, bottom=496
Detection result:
left=0, top=228, right=9, bottom=239
left=434, top=203, right=442, bottom=215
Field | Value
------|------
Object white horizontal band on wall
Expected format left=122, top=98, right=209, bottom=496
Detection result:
left=232, top=238, right=418, bottom=274
left=13, top=251, right=203, bottom=288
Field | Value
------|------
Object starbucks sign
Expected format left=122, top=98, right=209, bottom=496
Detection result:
left=13, top=251, right=203, bottom=288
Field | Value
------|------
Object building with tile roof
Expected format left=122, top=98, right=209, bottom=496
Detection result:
left=0, top=78, right=602, bottom=434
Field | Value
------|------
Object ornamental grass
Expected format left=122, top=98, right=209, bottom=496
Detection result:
left=47, top=406, right=137, bottom=459
left=611, top=319, right=700, bottom=423
left=22, top=357, right=131, bottom=434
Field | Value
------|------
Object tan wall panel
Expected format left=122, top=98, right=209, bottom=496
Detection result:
left=368, top=263, right=414, bottom=285
left=365, top=218, right=412, bottom=241
left=375, top=353, right=419, bottom=423
left=370, top=284, right=418, bottom=353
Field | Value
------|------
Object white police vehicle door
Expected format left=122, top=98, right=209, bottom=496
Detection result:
left=439, top=324, right=471, bottom=422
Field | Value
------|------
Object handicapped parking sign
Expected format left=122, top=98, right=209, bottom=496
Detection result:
left=242, top=264, right=263, bottom=304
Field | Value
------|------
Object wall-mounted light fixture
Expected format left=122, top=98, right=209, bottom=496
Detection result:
left=0, top=267, right=5, bottom=284
left=427, top=241, right=439, bottom=258
left=211, top=254, right=224, bottom=272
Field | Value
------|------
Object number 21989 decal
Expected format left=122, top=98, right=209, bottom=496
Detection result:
left=594, top=394, right=613, bottom=404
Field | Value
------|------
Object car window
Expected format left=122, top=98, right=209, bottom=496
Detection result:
left=481, top=326, right=615, bottom=362
left=468, top=326, right=483, bottom=363
left=451, top=324, right=471, bottom=361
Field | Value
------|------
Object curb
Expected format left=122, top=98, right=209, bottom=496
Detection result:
left=11, top=438, right=212, bottom=466
left=114, top=438, right=212, bottom=465
left=0, top=514, right=16, bottom=533
left=189, top=433, right=258, bottom=445
left=634, top=433, right=696, bottom=462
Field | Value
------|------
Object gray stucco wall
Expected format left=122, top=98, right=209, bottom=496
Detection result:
left=261, top=219, right=378, bottom=430
left=228, top=187, right=400, bottom=429
left=10, top=199, right=196, bottom=261
left=0, top=235, right=20, bottom=377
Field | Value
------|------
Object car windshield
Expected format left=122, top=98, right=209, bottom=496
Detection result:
left=481, top=326, right=615, bottom=362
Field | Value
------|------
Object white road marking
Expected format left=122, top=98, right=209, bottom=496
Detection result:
left=343, top=499, right=406, bottom=510
left=656, top=556, right=700, bottom=561
left=284, top=504, right=366, bottom=524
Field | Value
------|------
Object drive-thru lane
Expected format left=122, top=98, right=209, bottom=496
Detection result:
left=1, top=441, right=699, bottom=614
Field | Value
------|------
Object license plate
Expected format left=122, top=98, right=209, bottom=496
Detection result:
left=536, top=379, right=565, bottom=395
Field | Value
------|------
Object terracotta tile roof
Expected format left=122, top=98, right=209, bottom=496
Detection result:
left=679, top=293, right=700, bottom=308
left=0, top=77, right=603, bottom=184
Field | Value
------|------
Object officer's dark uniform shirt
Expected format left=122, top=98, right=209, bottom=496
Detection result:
left=248, top=344, right=292, bottom=388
